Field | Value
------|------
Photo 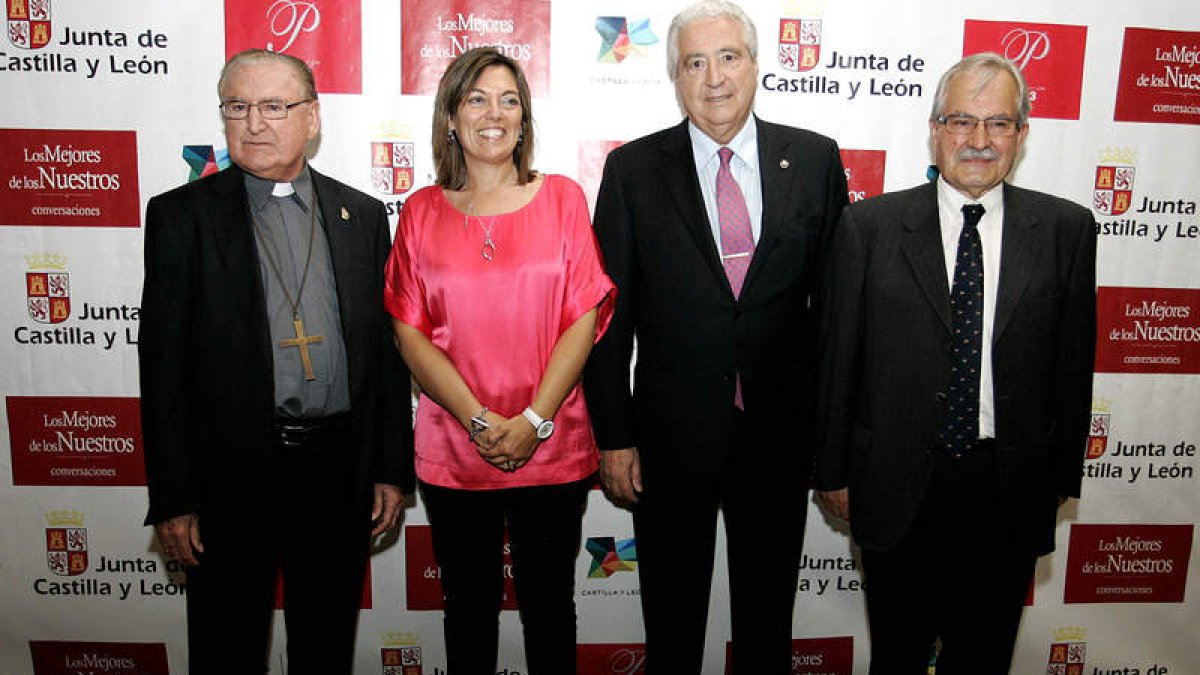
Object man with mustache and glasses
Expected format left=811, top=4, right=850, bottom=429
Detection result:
left=815, top=52, right=1096, bottom=674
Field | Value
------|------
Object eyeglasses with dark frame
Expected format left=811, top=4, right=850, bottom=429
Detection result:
left=936, top=113, right=1022, bottom=137
left=219, top=98, right=315, bottom=120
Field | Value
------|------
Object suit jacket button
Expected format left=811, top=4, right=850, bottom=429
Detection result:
left=935, top=391, right=947, bottom=403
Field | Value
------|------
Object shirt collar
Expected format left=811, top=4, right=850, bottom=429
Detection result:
left=937, top=175, right=1004, bottom=218
left=688, top=116, right=758, bottom=170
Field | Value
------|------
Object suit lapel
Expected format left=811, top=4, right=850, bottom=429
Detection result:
left=210, top=166, right=263, bottom=314
left=311, top=169, right=364, bottom=401
left=657, top=120, right=730, bottom=291
left=900, top=182, right=953, bottom=331
left=744, top=118, right=789, bottom=294
left=311, top=169, right=353, bottom=329
left=993, top=183, right=1038, bottom=342
left=209, top=165, right=274, bottom=368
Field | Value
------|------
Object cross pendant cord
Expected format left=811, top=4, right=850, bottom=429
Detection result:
left=252, top=189, right=323, bottom=381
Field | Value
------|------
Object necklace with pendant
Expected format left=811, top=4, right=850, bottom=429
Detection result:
left=465, top=202, right=498, bottom=261
left=251, top=187, right=323, bottom=381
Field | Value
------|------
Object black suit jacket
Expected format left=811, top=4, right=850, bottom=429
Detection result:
left=816, top=181, right=1096, bottom=555
left=139, top=165, right=413, bottom=525
left=584, top=117, right=848, bottom=491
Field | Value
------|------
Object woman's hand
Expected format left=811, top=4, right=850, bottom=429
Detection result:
left=474, top=412, right=539, bottom=472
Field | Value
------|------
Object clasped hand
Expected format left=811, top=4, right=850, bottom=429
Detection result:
left=472, top=410, right=539, bottom=472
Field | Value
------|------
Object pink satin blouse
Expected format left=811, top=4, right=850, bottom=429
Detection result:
left=384, top=174, right=615, bottom=489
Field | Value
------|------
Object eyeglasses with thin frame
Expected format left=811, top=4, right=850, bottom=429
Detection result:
left=219, top=98, right=315, bottom=120
left=936, top=113, right=1022, bottom=137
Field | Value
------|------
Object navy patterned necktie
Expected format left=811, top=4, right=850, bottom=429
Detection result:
left=942, top=203, right=985, bottom=457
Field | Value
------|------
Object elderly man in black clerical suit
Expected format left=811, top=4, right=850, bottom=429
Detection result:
left=139, top=49, right=412, bottom=675
left=816, top=52, right=1096, bottom=674
left=583, top=2, right=849, bottom=673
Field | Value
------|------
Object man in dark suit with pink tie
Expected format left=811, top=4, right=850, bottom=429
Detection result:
left=584, top=2, right=849, bottom=673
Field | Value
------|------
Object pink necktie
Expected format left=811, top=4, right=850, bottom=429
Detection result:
left=716, top=146, right=754, bottom=298
left=716, top=147, right=753, bottom=409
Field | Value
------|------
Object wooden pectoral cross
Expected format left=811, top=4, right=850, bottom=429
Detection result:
left=280, top=317, right=323, bottom=381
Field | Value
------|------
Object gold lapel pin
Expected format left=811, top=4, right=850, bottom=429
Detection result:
left=779, top=159, right=790, bottom=169
left=340, top=206, right=350, bottom=221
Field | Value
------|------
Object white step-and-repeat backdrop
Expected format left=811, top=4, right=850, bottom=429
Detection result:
left=2, top=1, right=1197, bottom=673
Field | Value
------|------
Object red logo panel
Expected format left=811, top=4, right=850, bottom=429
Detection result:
left=0, top=129, right=140, bottom=227
left=6, top=396, right=145, bottom=486
left=839, top=149, right=885, bottom=203
left=963, top=20, right=1087, bottom=120
left=371, top=141, right=416, bottom=196
left=790, top=637, right=853, bottom=675
left=578, top=140, right=623, bottom=216
left=1064, top=524, right=1193, bottom=603
left=46, top=526, right=88, bottom=577
left=1114, top=28, right=1200, bottom=125
left=401, top=0, right=551, bottom=96
left=405, top=524, right=516, bottom=610
left=26, top=270, right=70, bottom=324
left=29, top=641, right=169, bottom=675
left=578, top=643, right=646, bottom=675
left=224, top=0, right=362, bottom=94
left=7, top=0, right=52, bottom=49
left=1095, top=287, right=1200, bottom=374
left=1093, top=164, right=1136, bottom=216
left=725, top=636, right=853, bottom=674
left=778, top=19, right=821, bottom=73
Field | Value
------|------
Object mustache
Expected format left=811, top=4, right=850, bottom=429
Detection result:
left=957, top=147, right=1000, bottom=161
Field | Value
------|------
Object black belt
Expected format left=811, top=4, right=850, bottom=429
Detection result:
left=273, top=412, right=350, bottom=449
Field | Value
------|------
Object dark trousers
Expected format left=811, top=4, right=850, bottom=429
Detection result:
left=184, top=432, right=370, bottom=675
left=421, top=476, right=591, bottom=675
left=861, top=445, right=1037, bottom=675
left=633, top=409, right=809, bottom=675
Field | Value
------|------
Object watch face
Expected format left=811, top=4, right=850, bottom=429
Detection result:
left=537, top=421, right=554, bottom=440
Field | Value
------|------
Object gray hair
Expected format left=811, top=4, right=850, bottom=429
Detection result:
left=218, top=49, right=318, bottom=101
left=929, top=52, right=1030, bottom=126
left=666, top=0, right=758, bottom=81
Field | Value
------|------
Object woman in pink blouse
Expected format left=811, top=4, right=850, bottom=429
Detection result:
left=384, top=47, right=615, bottom=675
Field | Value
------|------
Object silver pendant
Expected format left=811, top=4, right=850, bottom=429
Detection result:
left=481, top=237, right=496, bottom=261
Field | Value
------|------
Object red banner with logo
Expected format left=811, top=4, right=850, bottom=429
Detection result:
left=29, top=641, right=168, bottom=675
left=224, top=0, right=362, bottom=94
left=404, top=524, right=517, bottom=610
left=963, top=20, right=1087, bottom=120
left=578, top=643, right=646, bottom=675
left=1095, top=287, right=1200, bottom=374
left=400, top=0, right=551, bottom=96
left=840, top=149, right=886, bottom=203
left=1114, top=28, right=1200, bottom=125
left=1064, top=523, right=1194, bottom=603
left=6, top=396, right=144, bottom=486
left=0, top=129, right=139, bottom=227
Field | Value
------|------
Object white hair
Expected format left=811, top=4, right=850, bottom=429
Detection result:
left=666, top=0, right=758, bottom=81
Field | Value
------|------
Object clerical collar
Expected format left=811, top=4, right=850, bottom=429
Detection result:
left=244, top=166, right=315, bottom=213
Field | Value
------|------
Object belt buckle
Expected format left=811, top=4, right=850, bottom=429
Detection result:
left=277, top=421, right=312, bottom=448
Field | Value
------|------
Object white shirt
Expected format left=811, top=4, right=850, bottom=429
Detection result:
left=936, top=176, right=1003, bottom=440
left=689, top=118, right=763, bottom=249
